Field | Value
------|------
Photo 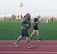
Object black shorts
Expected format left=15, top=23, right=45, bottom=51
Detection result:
left=21, top=28, right=29, bottom=37
left=33, top=27, right=38, bottom=30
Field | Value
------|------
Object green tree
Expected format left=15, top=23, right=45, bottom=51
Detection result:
left=11, top=14, right=16, bottom=20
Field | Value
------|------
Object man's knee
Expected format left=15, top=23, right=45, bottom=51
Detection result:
left=26, top=37, right=30, bottom=43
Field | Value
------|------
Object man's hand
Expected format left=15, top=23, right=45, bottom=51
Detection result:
left=26, top=24, right=29, bottom=26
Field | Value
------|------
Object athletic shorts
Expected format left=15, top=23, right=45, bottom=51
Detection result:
left=34, top=27, right=38, bottom=30
left=21, top=28, right=29, bottom=37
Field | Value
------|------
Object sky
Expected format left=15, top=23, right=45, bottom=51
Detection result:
left=0, top=0, right=57, bottom=16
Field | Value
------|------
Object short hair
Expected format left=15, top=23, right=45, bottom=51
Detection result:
left=34, top=18, right=38, bottom=22
left=24, top=13, right=31, bottom=20
left=26, top=13, right=31, bottom=18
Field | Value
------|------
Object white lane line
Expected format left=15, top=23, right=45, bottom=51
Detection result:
left=0, top=51, right=57, bottom=54
left=0, top=45, right=57, bottom=47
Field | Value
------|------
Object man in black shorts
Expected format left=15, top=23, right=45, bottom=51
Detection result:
left=30, top=16, right=40, bottom=40
left=14, top=13, right=33, bottom=48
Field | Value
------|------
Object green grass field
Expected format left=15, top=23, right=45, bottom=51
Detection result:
left=0, top=20, right=57, bottom=40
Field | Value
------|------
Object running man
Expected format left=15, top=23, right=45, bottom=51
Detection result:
left=30, top=16, right=40, bottom=40
left=14, top=13, right=33, bottom=48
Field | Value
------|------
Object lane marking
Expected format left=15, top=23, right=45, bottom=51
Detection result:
left=0, top=51, right=57, bottom=53
left=0, top=45, right=57, bottom=47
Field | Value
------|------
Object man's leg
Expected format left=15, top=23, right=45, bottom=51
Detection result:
left=30, top=30, right=35, bottom=37
left=26, top=37, right=33, bottom=48
left=14, top=36, right=22, bottom=47
left=36, top=30, right=41, bottom=41
left=36, top=30, right=39, bottom=40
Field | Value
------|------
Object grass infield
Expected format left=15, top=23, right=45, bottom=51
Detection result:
left=0, top=20, right=57, bottom=40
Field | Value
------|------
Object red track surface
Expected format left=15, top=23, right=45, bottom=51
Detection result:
left=0, top=40, right=57, bottom=54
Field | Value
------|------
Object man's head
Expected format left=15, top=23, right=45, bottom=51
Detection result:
left=25, top=13, right=31, bottom=20
left=37, top=16, right=40, bottom=19
left=34, top=18, right=38, bottom=22
left=26, top=13, right=31, bottom=17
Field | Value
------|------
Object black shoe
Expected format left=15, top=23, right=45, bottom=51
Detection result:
left=39, top=38, right=41, bottom=40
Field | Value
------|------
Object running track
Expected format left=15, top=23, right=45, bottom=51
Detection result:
left=0, top=40, right=57, bottom=54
